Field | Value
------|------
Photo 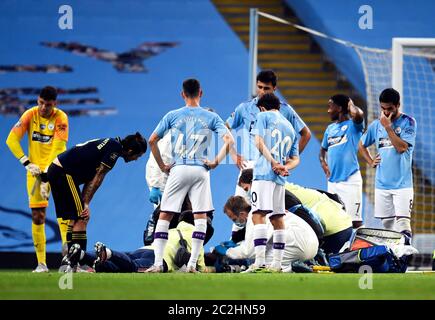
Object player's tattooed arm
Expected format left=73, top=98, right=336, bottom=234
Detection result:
left=81, top=164, right=111, bottom=219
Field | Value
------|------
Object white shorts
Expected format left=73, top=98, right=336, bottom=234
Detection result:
left=374, top=188, right=414, bottom=219
left=251, top=180, right=285, bottom=217
left=160, top=165, right=213, bottom=214
left=328, top=171, right=363, bottom=222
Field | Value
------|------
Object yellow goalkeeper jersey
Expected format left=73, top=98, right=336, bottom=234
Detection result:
left=285, top=183, right=352, bottom=236
left=7, top=106, right=69, bottom=170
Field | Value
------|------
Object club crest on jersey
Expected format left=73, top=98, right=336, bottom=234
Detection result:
left=40, top=124, right=46, bottom=130
left=395, top=127, right=402, bottom=134
left=48, top=123, right=55, bottom=131
left=341, top=125, right=348, bottom=131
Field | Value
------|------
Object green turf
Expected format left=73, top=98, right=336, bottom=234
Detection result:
left=0, top=271, right=434, bottom=300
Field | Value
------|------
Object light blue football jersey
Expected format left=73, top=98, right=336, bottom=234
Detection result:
left=154, top=106, right=229, bottom=167
left=321, top=119, right=364, bottom=183
left=361, top=113, right=417, bottom=189
left=226, top=97, right=306, bottom=161
left=252, top=111, right=299, bottom=185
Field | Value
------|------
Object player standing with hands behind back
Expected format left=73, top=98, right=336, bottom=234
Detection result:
left=226, top=70, right=310, bottom=198
left=244, top=93, right=300, bottom=273
left=359, top=88, right=416, bottom=241
left=6, top=86, right=69, bottom=273
left=146, top=78, right=234, bottom=273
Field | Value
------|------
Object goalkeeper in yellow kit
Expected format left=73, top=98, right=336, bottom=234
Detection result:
left=6, top=86, right=69, bottom=272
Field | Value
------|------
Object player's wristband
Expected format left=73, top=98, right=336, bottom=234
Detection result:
left=19, top=155, right=30, bottom=167
left=40, top=172, right=48, bottom=183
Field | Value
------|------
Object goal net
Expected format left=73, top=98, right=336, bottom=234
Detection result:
left=251, top=11, right=435, bottom=266
left=356, top=39, right=435, bottom=265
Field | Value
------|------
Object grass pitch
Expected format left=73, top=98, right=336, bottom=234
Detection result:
left=1, top=271, right=434, bottom=300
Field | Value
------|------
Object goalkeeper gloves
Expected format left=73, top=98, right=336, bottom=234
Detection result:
left=149, top=187, right=162, bottom=205
left=19, top=155, right=41, bottom=176
left=40, top=182, right=50, bottom=200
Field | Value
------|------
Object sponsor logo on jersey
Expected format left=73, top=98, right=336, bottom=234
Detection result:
left=97, top=138, right=110, bottom=150
left=32, top=131, right=53, bottom=144
left=14, top=120, right=22, bottom=128
left=40, top=124, right=46, bottom=130
left=378, top=137, right=392, bottom=149
left=327, top=134, right=348, bottom=148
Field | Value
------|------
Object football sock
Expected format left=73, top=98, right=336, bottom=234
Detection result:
left=271, top=229, right=286, bottom=269
left=66, top=224, right=73, bottom=250
left=253, top=224, right=267, bottom=266
left=57, top=218, right=69, bottom=245
left=187, top=218, right=207, bottom=269
left=382, top=217, right=395, bottom=230
left=71, top=231, right=87, bottom=251
left=32, top=223, right=46, bottom=265
left=153, top=220, right=170, bottom=267
left=395, top=217, right=412, bottom=235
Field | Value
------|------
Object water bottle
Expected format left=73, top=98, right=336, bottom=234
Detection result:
left=143, top=215, right=155, bottom=246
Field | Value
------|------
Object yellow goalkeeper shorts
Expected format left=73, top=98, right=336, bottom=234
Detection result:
left=26, top=173, right=49, bottom=208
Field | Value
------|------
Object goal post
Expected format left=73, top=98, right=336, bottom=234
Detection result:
left=350, top=38, right=435, bottom=265
left=392, top=37, right=435, bottom=108
left=248, top=8, right=258, bottom=99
